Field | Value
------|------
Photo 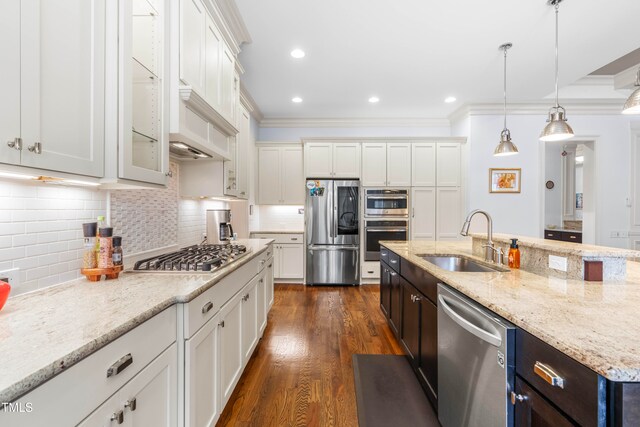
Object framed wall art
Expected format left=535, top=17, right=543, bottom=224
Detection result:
left=489, top=168, right=521, bottom=193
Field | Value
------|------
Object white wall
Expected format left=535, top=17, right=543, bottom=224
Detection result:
left=452, top=112, right=639, bottom=248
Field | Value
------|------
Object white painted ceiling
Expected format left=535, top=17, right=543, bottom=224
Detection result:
left=235, top=0, right=640, bottom=119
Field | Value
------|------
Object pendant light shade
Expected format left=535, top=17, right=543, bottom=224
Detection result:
left=494, top=43, right=518, bottom=156
left=622, top=67, right=640, bottom=114
left=539, top=0, right=574, bottom=142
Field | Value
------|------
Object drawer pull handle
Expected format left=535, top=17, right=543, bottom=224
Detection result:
left=367, top=270, right=374, bottom=274
left=534, top=362, right=565, bottom=389
left=219, top=320, right=225, bottom=328
left=268, top=263, right=272, bottom=268
left=124, top=397, right=137, bottom=411
left=111, top=410, right=124, bottom=424
left=390, top=271, right=397, bottom=277
left=202, top=301, right=213, bottom=314
left=291, top=237, right=298, bottom=241
left=107, top=353, right=133, bottom=378
left=390, top=259, right=397, bottom=264
left=510, top=392, right=527, bottom=405
left=569, top=236, right=576, bottom=239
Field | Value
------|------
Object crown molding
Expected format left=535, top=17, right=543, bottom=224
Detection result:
left=259, top=117, right=451, bottom=128
left=179, top=85, right=239, bottom=136
left=614, top=65, right=639, bottom=90
left=239, top=84, right=264, bottom=122
left=449, top=99, right=627, bottom=122
left=215, top=0, right=252, bottom=47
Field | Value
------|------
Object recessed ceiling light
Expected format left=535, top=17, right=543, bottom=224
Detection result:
left=290, top=49, right=305, bottom=59
left=292, top=97, right=303, bottom=103
left=444, top=96, right=457, bottom=103
left=368, top=96, right=380, bottom=103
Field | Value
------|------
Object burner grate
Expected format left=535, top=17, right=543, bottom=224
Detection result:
left=133, top=244, right=248, bottom=272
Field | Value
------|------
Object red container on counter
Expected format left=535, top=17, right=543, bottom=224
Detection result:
left=0, top=280, right=11, bottom=312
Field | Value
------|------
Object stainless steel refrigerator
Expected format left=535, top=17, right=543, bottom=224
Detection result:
left=305, top=179, right=360, bottom=285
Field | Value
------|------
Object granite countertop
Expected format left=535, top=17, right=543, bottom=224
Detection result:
left=380, top=240, right=640, bottom=382
left=470, top=232, right=640, bottom=258
left=0, top=239, right=272, bottom=403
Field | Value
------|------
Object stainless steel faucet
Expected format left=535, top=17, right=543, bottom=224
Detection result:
left=460, top=209, right=504, bottom=264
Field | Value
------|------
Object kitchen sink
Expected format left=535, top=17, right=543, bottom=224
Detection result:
left=419, top=255, right=507, bottom=273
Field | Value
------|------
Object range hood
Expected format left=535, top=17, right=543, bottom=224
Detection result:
left=169, top=142, right=213, bottom=160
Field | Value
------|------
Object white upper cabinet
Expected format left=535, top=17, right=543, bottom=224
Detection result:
left=361, top=143, right=387, bottom=186
left=220, top=46, right=236, bottom=122
left=180, top=0, right=206, bottom=95
left=258, top=145, right=304, bottom=205
left=235, top=105, right=251, bottom=199
left=386, top=142, right=411, bottom=186
left=436, top=187, right=462, bottom=240
left=412, top=142, right=436, bottom=186
left=436, top=143, right=461, bottom=187
left=362, top=142, right=411, bottom=187
left=204, top=13, right=222, bottom=110
left=303, top=142, right=360, bottom=178
left=0, top=0, right=106, bottom=177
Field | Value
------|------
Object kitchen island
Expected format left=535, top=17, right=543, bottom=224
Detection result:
left=0, top=239, right=274, bottom=427
left=380, top=240, right=640, bottom=426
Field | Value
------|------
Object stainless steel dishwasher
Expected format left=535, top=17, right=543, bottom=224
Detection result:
left=437, top=284, right=515, bottom=427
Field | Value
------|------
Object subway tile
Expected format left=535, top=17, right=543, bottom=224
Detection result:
left=38, top=253, right=59, bottom=267
left=48, top=242, right=68, bottom=253
left=26, top=266, right=49, bottom=281
left=12, top=234, right=37, bottom=247
left=37, top=232, right=60, bottom=244
left=0, top=247, right=25, bottom=262
left=26, top=244, right=50, bottom=257
left=59, top=271, right=79, bottom=283
left=0, top=223, right=24, bottom=236
left=14, top=257, right=39, bottom=270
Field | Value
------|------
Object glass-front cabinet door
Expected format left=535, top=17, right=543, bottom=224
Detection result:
left=121, top=0, right=168, bottom=185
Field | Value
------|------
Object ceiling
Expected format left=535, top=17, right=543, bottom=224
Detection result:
left=235, top=0, right=640, bottom=120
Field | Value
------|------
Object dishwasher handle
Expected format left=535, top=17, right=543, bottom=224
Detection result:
left=438, top=294, right=502, bottom=347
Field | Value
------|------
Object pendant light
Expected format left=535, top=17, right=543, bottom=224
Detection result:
left=539, top=0, right=574, bottom=142
left=494, top=43, right=518, bottom=156
left=622, top=67, right=640, bottom=114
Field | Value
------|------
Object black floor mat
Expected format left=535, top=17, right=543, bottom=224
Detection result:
left=353, top=354, right=440, bottom=427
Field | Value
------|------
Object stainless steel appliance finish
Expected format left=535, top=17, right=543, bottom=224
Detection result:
left=305, top=179, right=360, bottom=285
left=364, top=219, right=408, bottom=261
left=437, top=284, right=515, bottom=427
left=364, top=189, right=409, bottom=217
left=206, top=209, right=233, bottom=244
left=133, top=244, right=249, bottom=272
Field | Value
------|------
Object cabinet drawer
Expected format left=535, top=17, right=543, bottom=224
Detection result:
left=380, top=246, right=390, bottom=265
left=5, top=306, right=176, bottom=427
left=388, top=251, right=400, bottom=272
left=361, top=261, right=380, bottom=279
left=399, top=258, right=438, bottom=304
left=544, top=230, right=563, bottom=241
left=251, top=233, right=302, bottom=244
left=184, top=251, right=269, bottom=338
left=515, top=329, right=605, bottom=426
left=564, top=232, right=582, bottom=243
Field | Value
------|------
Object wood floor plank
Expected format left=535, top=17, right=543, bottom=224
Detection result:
left=216, top=284, right=403, bottom=427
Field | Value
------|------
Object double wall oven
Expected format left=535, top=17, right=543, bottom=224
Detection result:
left=364, top=189, right=409, bottom=261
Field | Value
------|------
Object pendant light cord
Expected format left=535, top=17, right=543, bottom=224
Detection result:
left=554, top=3, right=560, bottom=108
left=503, top=47, right=508, bottom=131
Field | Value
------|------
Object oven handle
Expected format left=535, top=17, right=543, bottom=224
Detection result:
left=366, top=195, right=407, bottom=200
left=365, top=228, right=408, bottom=232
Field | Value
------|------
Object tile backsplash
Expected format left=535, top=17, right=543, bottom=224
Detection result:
left=4, top=162, right=219, bottom=296
left=254, top=205, right=304, bottom=231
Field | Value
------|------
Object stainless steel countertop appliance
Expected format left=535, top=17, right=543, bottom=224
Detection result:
left=132, top=244, right=249, bottom=272
left=305, top=179, right=359, bottom=285
left=437, top=283, right=515, bottom=427
left=206, top=209, right=234, bottom=244
left=364, top=188, right=409, bottom=217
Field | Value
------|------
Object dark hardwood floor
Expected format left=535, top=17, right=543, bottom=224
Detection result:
left=217, top=283, right=404, bottom=427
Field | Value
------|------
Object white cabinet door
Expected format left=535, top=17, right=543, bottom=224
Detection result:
left=273, top=245, right=282, bottom=278
left=281, top=146, right=304, bottom=204
left=333, top=143, right=361, bottom=178
left=304, top=142, right=332, bottom=178
left=241, top=277, right=259, bottom=364
left=411, top=188, right=436, bottom=241
left=20, top=0, right=105, bottom=177
left=258, top=147, right=281, bottom=204
left=204, top=13, right=222, bottom=110
left=124, top=344, right=178, bottom=427
left=79, top=344, right=177, bottom=427
left=218, top=292, right=243, bottom=409
left=236, top=106, right=250, bottom=199
left=0, top=0, right=21, bottom=166
left=256, top=269, right=267, bottom=336
left=412, top=143, right=436, bottom=186
left=279, top=244, right=304, bottom=279
left=266, top=255, right=275, bottom=309
left=180, top=0, right=206, bottom=95
left=436, top=187, right=461, bottom=241
left=386, top=143, right=411, bottom=186
left=220, top=45, right=235, bottom=122
left=185, top=314, right=220, bottom=427
left=362, top=143, right=387, bottom=186
left=436, top=143, right=461, bottom=186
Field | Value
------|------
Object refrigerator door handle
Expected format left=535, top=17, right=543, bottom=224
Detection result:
left=333, top=205, right=338, bottom=239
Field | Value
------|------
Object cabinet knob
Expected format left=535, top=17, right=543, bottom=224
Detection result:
left=124, top=397, right=137, bottom=411
left=27, top=142, right=42, bottom=154
left=510, top=392, right=527, bottom=405
left=111, top=410, right=124, bottom=424
left=165, top=170, right=173, bottom=178
left=219, top=320, right=225, bottom=328
left=7, top=137, right=21, bottom=150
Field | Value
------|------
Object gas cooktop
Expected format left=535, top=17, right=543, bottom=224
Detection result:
left=133, top=243, right=250, bottom=273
